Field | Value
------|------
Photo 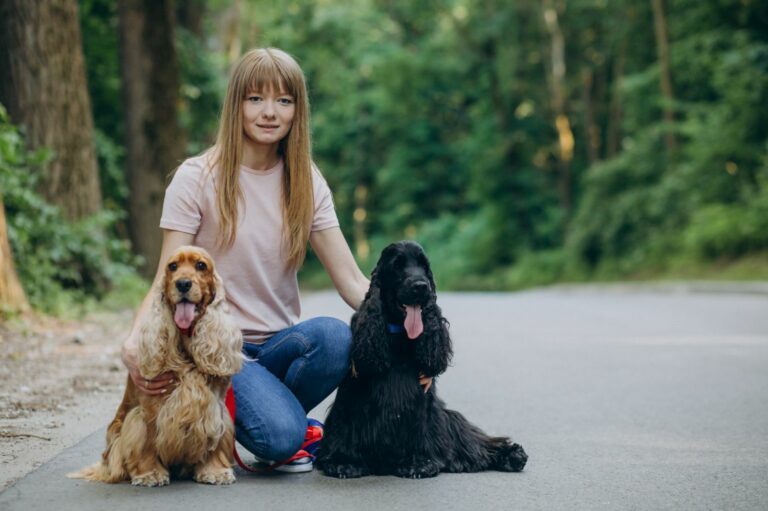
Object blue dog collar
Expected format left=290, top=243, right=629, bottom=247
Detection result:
left=387, top=323, right=405, bottom=334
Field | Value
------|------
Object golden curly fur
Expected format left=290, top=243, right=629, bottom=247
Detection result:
left=69, top=246, right=243, bottom=486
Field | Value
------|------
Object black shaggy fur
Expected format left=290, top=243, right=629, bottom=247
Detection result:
left=316, top=241, right=528, bottom=479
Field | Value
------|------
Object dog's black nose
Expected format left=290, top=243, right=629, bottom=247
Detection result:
left=176, top=279, right=192, bottom=293
left=404, top=279, right=430, bottom=302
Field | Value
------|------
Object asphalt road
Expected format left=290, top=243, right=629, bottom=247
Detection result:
left=2, top=285, right=767, bottom=510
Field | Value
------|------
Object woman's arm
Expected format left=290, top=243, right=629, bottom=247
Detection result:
left=122, top=229, right=195, bottom=395
left=309, top=227, right=370, bottom=310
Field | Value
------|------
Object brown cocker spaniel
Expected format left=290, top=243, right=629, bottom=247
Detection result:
left=69, top=246, right=243, bottom=486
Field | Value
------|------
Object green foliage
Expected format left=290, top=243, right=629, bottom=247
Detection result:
left=70, top=0, right=768, bottom=293
left=564, top=0, right=768, bottom=282
left=176, top=26, right=228, bottom=154
left=683, top=187, right=768, bottom=259
left=79, top=0, right=127, bottom=212
left=0, top=105, right=141, bottom=315
left=503, top=250, right=573, bottom=290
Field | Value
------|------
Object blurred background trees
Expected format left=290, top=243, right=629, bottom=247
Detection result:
left=1, top=0, right=767, bottom=314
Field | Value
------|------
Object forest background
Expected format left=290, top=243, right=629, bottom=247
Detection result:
left=1, top=0, right=767, bottom=317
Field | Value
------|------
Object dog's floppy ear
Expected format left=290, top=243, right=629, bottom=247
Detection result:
left=415, top=248, right=452, bottom=376
left=208, top=269, right=225, bottom=307
left=423, top=253, right=437, bottom=299
left=138, top=284, right=179, bottom=379
left=350, top=280, right=391, bottom=376
left=416, top=301, right=453, bottom=377
left=186, top=271, right=244, bottom=376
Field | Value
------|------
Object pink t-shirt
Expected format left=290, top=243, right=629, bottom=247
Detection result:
left=160, top=153, right=339, bottom=343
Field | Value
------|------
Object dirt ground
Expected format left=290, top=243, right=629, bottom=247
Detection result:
left=0, top=310, right=132, bottom=491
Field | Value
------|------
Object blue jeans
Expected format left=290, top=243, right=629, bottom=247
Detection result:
left=232, top=317, right=351, bottom=461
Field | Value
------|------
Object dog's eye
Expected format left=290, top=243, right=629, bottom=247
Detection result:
left=393, top=256, right=405, bottom=269
left=195, top=261, right=208, bottom=271
left=168, top=262, right=178, bottom=272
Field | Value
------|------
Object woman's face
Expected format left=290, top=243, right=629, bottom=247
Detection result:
left=241, top=85, right=296, bottom=148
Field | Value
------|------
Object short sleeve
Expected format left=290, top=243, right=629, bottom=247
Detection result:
left=311, top=165, right=340, bottom=232
left=159, top=160, right=205, bottom=234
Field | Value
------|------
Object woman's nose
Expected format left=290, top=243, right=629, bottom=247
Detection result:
left=261, top=100, right=276, bottom=118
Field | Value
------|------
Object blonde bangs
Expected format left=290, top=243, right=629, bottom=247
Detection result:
left=243, top=57, right=293, bottom=97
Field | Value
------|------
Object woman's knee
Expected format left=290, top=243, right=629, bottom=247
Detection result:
left=232, top=361, right=307, bottom=461
left=264, top=413, right=306, bottom=461
left=239, top=408, right=306, bottom=462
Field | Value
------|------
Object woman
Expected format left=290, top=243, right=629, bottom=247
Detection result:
left=121, top=48, right=430, bottom=473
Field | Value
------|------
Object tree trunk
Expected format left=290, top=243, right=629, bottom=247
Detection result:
left=118, top=0, right=186, bottom=277
left=650, top=0, right=676, bottom=152
left=0, top=0, right=102, bottom=220
left=606, top=37, right=626, bottom=158
left=222, top=0, right=242, bottom=66
left=581, top=68, right=599, bottom=165
left=0, top=196, right=29, bottom=315
left=543, top=0, right=574, bottom=222
left=177, top=0, right=205, bottom=38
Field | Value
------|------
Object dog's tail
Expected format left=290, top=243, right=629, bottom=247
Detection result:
left=66, top=442, right=129, bottom=483
left=67, top=456, right=128, bottom=483
left=486, top=436, right=528, bottom=472
left=443, top=408, right=527, bottom=472
left=67, top=463, right=108, bottom=481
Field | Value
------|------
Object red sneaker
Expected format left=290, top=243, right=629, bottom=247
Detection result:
left=259, top=419, right=324, bottom=474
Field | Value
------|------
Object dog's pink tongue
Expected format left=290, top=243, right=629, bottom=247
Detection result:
left=174, top=302, right=196, bottom=330
left=404, top=305, right=423, bottom=339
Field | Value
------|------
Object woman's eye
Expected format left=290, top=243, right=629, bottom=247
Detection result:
left=278, top=97, right=294, bottom=105
left=247, top=95, right=262, bottom=102
left=195, top=261, right=208, bottom=271
left=168, top=262, right=178, bottom=272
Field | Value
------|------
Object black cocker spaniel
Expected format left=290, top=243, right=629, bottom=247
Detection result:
left=316, top=240, right=528, bottom=478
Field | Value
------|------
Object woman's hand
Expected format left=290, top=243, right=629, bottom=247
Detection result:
left=121, top=335, right=175, bottom=395
left=419, top=373, right=433, bottom=393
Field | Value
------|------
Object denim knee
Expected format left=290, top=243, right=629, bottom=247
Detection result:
left=306, top=316, right=351, bottom=372
left=251, top=411, right=306, bottom=462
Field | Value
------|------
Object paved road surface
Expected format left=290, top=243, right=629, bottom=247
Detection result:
left=2, top=286, right=767, bottom=510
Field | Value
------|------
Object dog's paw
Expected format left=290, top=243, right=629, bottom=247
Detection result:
left=131, top=469, right=170, bottom=487
left=320, top=463, right=370, bottom=479
left=194, top=468, right=235, bottom=485
left=496, top=443, right=528, bottom=472
left=394, top=458, right=440, bottom=479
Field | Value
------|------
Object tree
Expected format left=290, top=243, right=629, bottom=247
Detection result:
left=650, top=0, right=676, bottom=151
left=118, top=0, right=186, bottom=276
left=0, top=196, right=28, bottom=315
left=542, top=0, right=575, bottom=222
left=0, top=0, right=102, bottom=220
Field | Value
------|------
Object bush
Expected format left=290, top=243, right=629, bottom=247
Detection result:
left=683, top=193, right=768, bottom=259
left=0, top=104, right=142, bottom=315
left=503, top=250, right=571, bottom=290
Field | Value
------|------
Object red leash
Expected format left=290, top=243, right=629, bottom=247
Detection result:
left=225, top=386, right=318, bottom=473
left=225, top=385, right=270, bottom=473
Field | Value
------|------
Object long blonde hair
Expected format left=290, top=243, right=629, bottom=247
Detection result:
left=211, top=48, right=313, bottom=270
